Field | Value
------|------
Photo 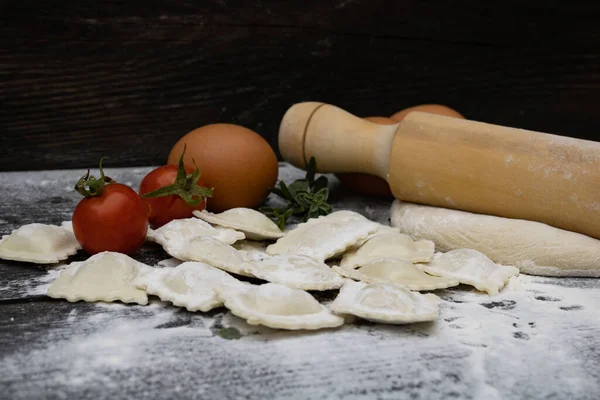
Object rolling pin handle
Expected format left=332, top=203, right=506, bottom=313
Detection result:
left=278, top=102, right=398, bottom=178
left=278, top=102, right=325, bottom=169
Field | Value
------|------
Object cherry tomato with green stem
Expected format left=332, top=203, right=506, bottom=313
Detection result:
left=139, top=145, right=213, bottom=228
left=72, top=159, right=149, bottom=255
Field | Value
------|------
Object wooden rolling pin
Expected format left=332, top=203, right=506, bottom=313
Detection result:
left=278, top=102, right=600, bottom=239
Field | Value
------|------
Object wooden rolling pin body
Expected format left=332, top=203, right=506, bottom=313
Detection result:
left=278, top=102, right=600, bottom=239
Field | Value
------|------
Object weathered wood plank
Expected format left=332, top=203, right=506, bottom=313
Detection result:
left=1, top=1, right=599, bottom=171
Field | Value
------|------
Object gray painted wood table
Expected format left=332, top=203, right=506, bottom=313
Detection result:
left=1, top=164, right=599, bottom=400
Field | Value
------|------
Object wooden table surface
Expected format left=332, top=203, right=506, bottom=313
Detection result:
left=1, top=164, right=599, bottom=400
left=2, top=1, right=599, bottom=172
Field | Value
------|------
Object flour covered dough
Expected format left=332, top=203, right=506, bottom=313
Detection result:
left=0, top=223, right=81, bottom=264
left=333, top=258, right=459, bottom=291
left=391, top=200, right=600, bottom=277
left=134, top=261, right=239, bottom=312
left=330, top=281, right=440, bottom=324
left=419, top=249, right=519, bottom=296
left=266, top=210, right=379, bottom=261
left=215, top=282, right=344, bottom=330
left=354, top=224, right=401, bottom=247
left=340, top=232, right=435, bottom=267
left=193, top=208, right=283, bottom=240
left=233, top=240, right=269, bottom=261
left=47, top=251, right=150, bottom=304
left=174, top=236, right=255, bottom=277
left=247, top=254, right=346, bottom=291
left=147, top=218, right=245, bottom=247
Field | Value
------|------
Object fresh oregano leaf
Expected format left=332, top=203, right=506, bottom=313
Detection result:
left=260, top=157, right=333, bottom=229
left=218, top=327, right=242, bottom=340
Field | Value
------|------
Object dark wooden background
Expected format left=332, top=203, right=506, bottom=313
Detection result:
left=1, top=1, right=599, bottom=172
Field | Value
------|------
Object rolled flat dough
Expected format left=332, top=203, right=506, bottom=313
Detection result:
left=390, top=200, right=600, bottom=277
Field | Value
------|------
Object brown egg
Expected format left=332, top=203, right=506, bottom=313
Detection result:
left=390, top=104, right=464, bottom=122
left=168, top=123, right=278, bottom=213
left=361, top=116, right=397, bottom=125
left=335, top=116, right=396, bottom=198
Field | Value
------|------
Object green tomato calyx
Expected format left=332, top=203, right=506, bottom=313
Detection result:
left=142, top=144, right=214, bottom=206
left=75, top=157, right=114, bottom=197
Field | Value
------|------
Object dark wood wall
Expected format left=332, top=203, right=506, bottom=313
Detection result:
left=1, top=1, right=599, bottom=171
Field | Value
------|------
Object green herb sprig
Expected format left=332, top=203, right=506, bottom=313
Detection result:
left=260, top=157, right=332, bottom=230
left=218, top=327, right=242, bottom=340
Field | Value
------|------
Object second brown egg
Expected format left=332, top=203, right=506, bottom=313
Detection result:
left=336, top=105, right=465, bottom=198
left=390, top=104, right=464, bottom=122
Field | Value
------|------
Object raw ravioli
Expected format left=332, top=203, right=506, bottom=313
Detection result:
left=341, top=232, right=435, bottom=267
left=193, top=208, right=283, bottom=240
left=419, top=249, right=519, bottom=295
left=134, top=261, right=239, bottom=312
left=147, top=217, right=244, bottom=247
left=246, top=254, right=346, bottom=291
left=60, top=220, right=74, bottom=233
left=0, top=223, right=81, bottom=264
left=355, top=223, right=401, bottom=247
left=330, top=280, right=440, bottom=324
left=215, top=282, right=344, bottom=330
left=266, top=210, right=379, bottom=261
left=47, top=251, right=150, bottom=304
left=333, top=258, right=459, bottom=291
left=172, top=235, right=255, bottom=277
left=233, top=240, right=269, bottom=261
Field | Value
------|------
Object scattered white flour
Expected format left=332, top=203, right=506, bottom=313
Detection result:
left=2, top=269, right=599, bottom=399
left=1, top=300, right=211, bottom=390
left=2, top=164, right=600, bottom=399
left=1, top=267, right=63, bottom=297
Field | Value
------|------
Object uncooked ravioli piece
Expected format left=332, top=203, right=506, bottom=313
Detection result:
left=233, top=240, right=269, bottom=261
left=419, top=249, right=519, bottom=296
left=147, top=217, right=245, bottom=247
left=390, top=200, right=600, bottom=277
left=193, top=208, right=283, bottom=240
left=329, top=280, right=440, bottom=324
left=354, top=223, right=401, bottom=247
left=171, top=235, right=255, bottom=277
left=215, top=282, right=344, bottom=330
left=133, top=261, right=239, bottom=312
left=266, top=210, right=380, bottom=261
left=341, top=232, right=435, bottom=267
left=47, top=251, right=150, bottom=304
left=0, top=223, right=81, bottom=264
left=60, top=220, right=74, bottom=233
left=246, top=254, right=346, bottom=291
left=332, top=258, right=459, bottom=291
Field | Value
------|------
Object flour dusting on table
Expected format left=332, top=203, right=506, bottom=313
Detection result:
left=1, top=165, right=600, bottom=399
left=0, top=267, right=62, bottom=297
left=2, top=270, right=600, bottom=399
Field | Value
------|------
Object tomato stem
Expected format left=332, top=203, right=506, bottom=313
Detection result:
left=142, top=144, right=213, bottom=206
left=75, top=157, right=114, bottom=197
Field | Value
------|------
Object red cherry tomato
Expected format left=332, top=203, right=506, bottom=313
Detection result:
left=73, top=183, right=149, bottom=255
left=139, top=145, right=213, bottom=228
left=139, top=164, right=208, bottom=228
